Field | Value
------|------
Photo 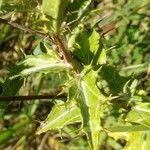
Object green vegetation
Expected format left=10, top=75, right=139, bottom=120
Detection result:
left=0, top=0, right=150, bottom=149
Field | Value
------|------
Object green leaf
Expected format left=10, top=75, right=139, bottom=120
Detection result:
left=75, top=68, right=103, bottom=150
left=67, top=0, right=92, bottom=26
left=10, top=54, right=71, bottom=78
left=100, top=65, right=129, bottom=95
left=121, top=63, right=149, bottom=76
left=126, top=103, right=150, bottom=126
left=33, top=42, right=47, bottom=55
left=42, top=0, right=68, bottom=33
left=1, top=78, right=23, bottom=96
left=89, top=29, right=100, bottom=54
left=98, top=48, right=107, bottom=64
left=68, top=25, right=92, bottom=65
left=107, top=125, right=150, bottom=132
left=77, top=0, right=92, bottom=21
left=0, top=53, right=69, bottom=118
left=89, top=29, right=106, bottom=65
left=37, top=102, right=81, bottom=134
left=69, top=27, right=106, bottom=66
left=124, top=132, right=150, bottom=150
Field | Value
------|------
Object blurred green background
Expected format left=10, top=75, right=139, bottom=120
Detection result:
left=0, top=0, right=150, bottom=149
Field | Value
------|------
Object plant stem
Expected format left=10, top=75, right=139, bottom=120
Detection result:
left=0, top=18, right=47, bottom=39
left=52, top=34, right=81, bottom=73
left=0, top=93, right=66, bottom=101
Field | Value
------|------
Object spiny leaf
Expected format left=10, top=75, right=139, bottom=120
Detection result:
left=37, top=101, right=81, bottom=134
left=0, top=53, right=70, bottom=118
left=10, top=54, right=71, bottom=78
left=89, top=29, right=100, bottom=53
left=74, top=68, right=103, bottom=150
left=69, top=27, right=106, bottom=66
left=68, top=25, right=92, bottom=65
left=89, top=29, right=106, bottom=65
